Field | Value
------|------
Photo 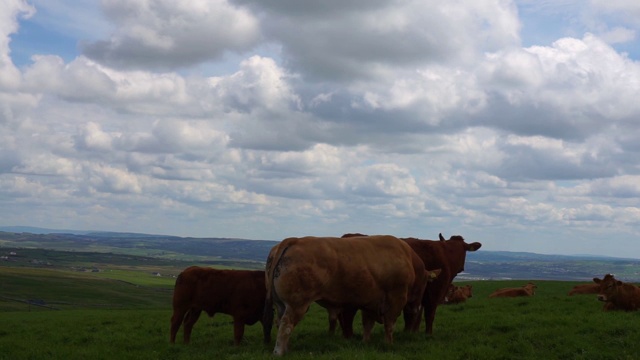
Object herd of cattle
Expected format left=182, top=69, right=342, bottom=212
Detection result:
left=168, top=233, right=639, bottom=356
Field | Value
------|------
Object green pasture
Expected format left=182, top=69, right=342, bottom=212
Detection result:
left=0, top=266, right=172, bottom=311
left=1, top=265, right=640, bottom=359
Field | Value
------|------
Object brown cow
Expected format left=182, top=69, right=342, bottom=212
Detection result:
left=489, top=282, right=537, bottom=298
left=326, top=267, right=441, bottom=338
left=170, top=266, right=269, bottom=346
left=592, top=274, right=619, bottom=311
left=595, top=274, right=640, bottom=311
left=263, top=235, right=429, bottom=356
left=445, top=285, right=473, bottom=304
left=401, top=233, right=481, bottom=334
left=338, top=232, right=481, bottom=335
left=568, top=283, right=601, bottom=296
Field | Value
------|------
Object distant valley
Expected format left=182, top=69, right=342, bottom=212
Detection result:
left=2, top=227, right=640, bottom=282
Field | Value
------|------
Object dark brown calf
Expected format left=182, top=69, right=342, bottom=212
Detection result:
left=170, top=266, right=269, bottom=345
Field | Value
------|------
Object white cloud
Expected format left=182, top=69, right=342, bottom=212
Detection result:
left=346, top=163, right=420, bottom=198
left=82, top=0, right=261, bottom=70
left=242, top=0, right=521, bottom=81
left=0, top=0, right=34, bottom=88
left=2, top=0, right=640, bottom=258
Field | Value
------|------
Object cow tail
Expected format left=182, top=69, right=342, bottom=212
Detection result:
left=263, top=253, right=275, bottom=343
left=262, top=241, right=292, bottom=342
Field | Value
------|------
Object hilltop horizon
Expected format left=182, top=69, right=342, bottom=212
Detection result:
left=1, top=225, right=637, bottom=261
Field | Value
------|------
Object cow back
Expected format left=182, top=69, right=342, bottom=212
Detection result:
left=269, top=235, right=417, bottom=308
left=173, top=266, right=265, bottom=323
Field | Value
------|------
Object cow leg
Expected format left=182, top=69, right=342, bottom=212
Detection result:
left=327, top=308, right=339, bottom=335
left=275, top=302, right=286, bottom=327
left=183, top=309, right=203, bottom=344
left=170, top=308, right=188, bottom=344
left=273, top=305, right=306, bottom=356
left=382, top=316, right=396, bottom=344
left=404, top=306, right=423, bottom=332
left=233, top=319, right=245, bottom=346
left=361, top=310, right=376, bottom=343
left=403, top=304, right=422, bottom=332
left=339, top=307, right=357, bottom=339
left=261, top=318, right=272, bottom=344
left=423, top=303, right=437, bottom=335
left=381, top=293, right=406, bottom=344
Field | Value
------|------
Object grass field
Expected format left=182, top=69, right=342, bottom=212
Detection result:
left=2, top=262, right=640, bottom=359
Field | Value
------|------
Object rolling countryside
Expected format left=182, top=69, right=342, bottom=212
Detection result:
left=1, top=229, right=640, bottom=359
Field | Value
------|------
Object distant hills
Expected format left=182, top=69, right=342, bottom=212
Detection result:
left=2, top=227, right=640, bottom=282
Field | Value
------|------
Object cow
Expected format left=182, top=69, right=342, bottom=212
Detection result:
left=170, top=266, right=269, bottom=346
left=326, top=267, right=441, bottom=339
left=597, top=279, right=640, bottom=311
left=592, top=274, right=620, bottom=311
left=263, top=235, right=430, bottom=356
left=444, top=285, right=473, bottom=304
left=337, top=232, right=481, bottom=335
left=568, top=283, right=601, bottom=296
left=400, top=233, right=482, bottom=334
left=441, top=284, right=456, bottom=304
left=595, top=274, right=640, bottom=311
left=489, top=282, right=537, bottom=298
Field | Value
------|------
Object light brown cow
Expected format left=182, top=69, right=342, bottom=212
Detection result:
left=263, top=235, right=429, bottom=356
left=170, top=266, right=269, bottom=346
left=568, top=283, right=601, bottom=296
left=445, top=285, right=473, bottom=304
left=338, top=232, right=482, bottom=335
left=489, top=282, right=537, bottom=298
left=595, top=274, right=640, bottom=311
left=326, top=268, right=441, bottom=338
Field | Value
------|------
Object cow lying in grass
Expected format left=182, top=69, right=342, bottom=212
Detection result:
left=568, top=283, right=601, bottom=296
left=443, top=284, right=473, bottom=304
left=170, top=266, right=269, bottom=346
left=595, top=274, right=640, bottom=311
left=489, top=282, right=537, bottom=298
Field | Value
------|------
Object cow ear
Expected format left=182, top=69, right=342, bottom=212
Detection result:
left=616, top=280, right=623, bottom=286
left=439, top=233, right=446, bottom=241
left=466, top=242, right=482, bottom=251
left=428, top=269, right=442, bottom=280
left=593, top=278, right=602, bottom=284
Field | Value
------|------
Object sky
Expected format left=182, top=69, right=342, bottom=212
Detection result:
left=2, top=0, right=640, bottom=259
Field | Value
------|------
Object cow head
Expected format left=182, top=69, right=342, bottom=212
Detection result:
left=461, top=285, right=473, bottom=298
left=524, top=282, right=537, bottom=295
left=595, top=274, right=621, bottom=303
left=439, top=233, right=482, bottom=274
left=597, top=281, right=624, bottom=303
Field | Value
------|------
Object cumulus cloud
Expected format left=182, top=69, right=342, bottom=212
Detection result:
left=240, top=0, right=521, bottom=81
left=82, top=0, right=261, bottom=70
left=3, top=0, right=640, bottom=257
left=0, top=0, right=34, bottom=88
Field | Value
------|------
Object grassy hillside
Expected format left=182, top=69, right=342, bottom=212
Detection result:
left=4, top=230, right=640, bottom=281
left=2, top=263, right=640, bottom=359
left=0, top=266, right=173, bottom=311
